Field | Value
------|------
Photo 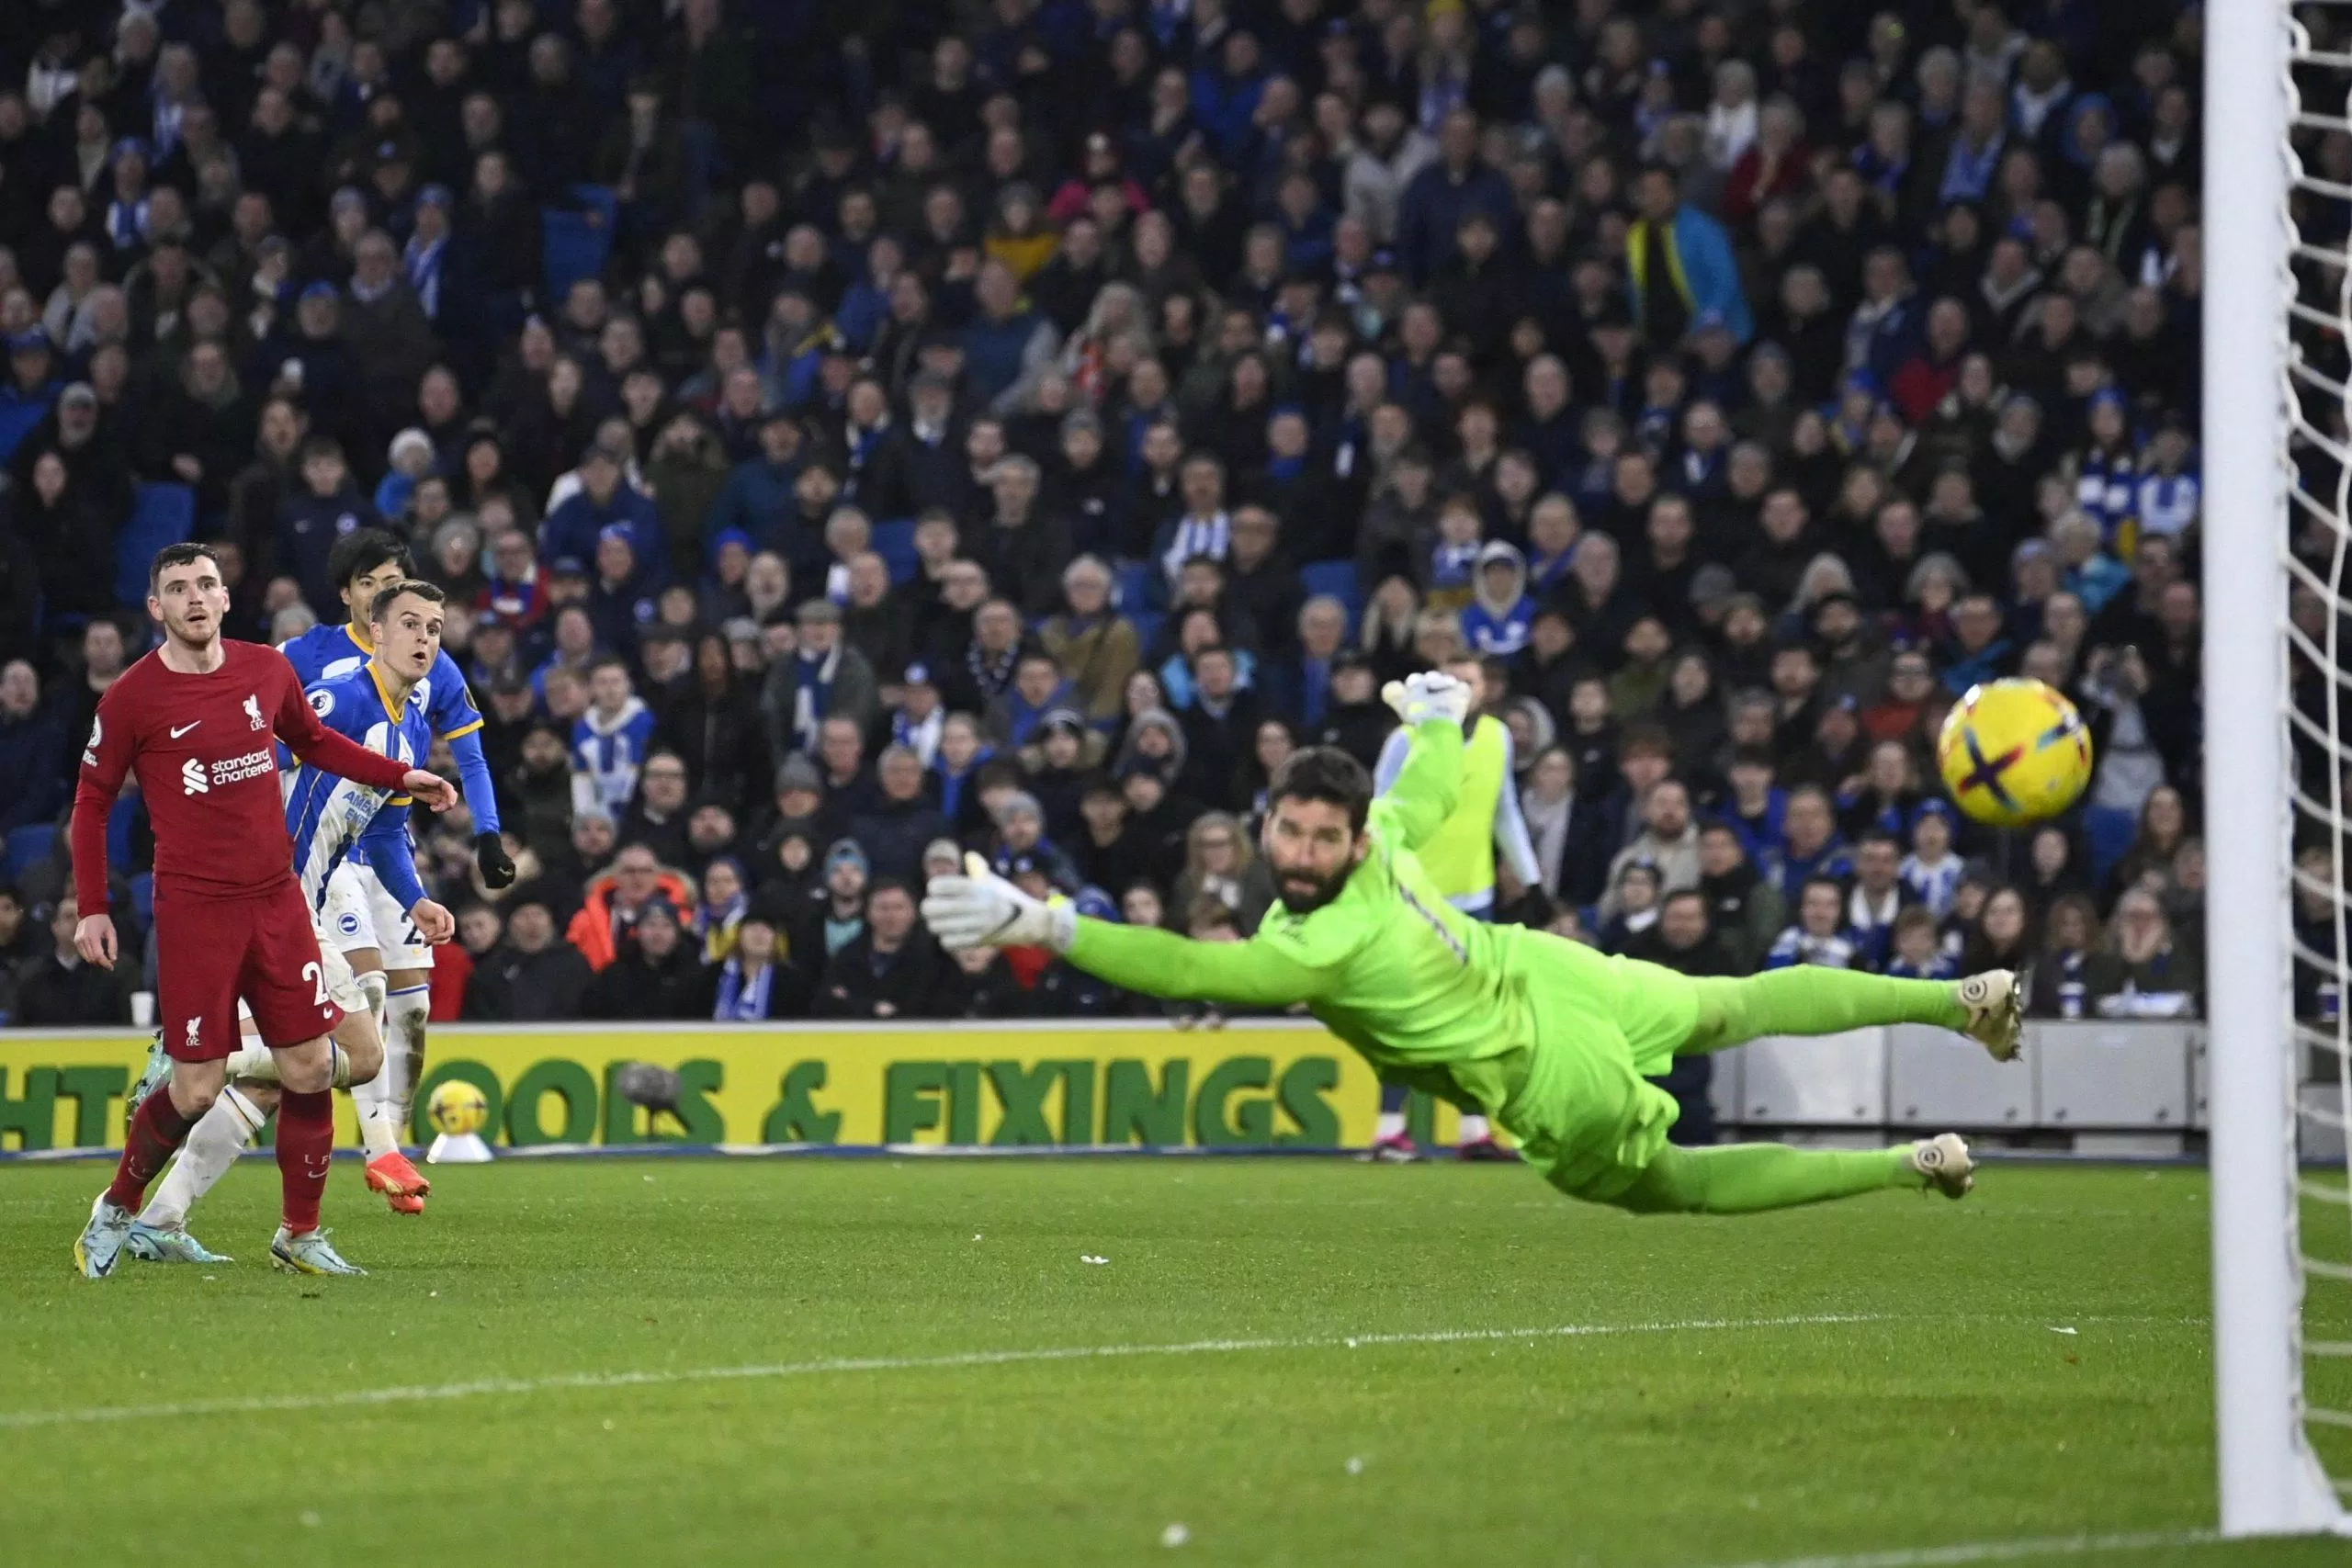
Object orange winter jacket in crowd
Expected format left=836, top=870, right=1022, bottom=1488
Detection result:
left=566, top=867, right=698, bottom=971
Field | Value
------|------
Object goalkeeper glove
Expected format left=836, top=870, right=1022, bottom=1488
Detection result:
left=921, top=852, right=1078, bottom=953
left=475, top=830, right=516, bottom=889
left=1381, top=670, right=1475, bottom=728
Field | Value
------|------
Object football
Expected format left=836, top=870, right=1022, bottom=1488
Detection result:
left=1935, top=678, right=2095, bottom=827
left=427, top=1079, right=491, bottom=1137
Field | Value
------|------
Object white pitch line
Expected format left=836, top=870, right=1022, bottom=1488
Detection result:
left=1699, top=1528, right=2227, bottom=1568
left=0, top=1312, right=1889, bottom=1430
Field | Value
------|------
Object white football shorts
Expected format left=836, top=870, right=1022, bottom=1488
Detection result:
left=321, top=860, right=435, bottom=971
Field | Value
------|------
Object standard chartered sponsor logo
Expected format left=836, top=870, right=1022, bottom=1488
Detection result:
left=185, top=749, right=277, bottom=794
left=212, top=748, right=275, bottom=784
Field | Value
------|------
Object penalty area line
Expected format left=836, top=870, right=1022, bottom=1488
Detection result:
left=1698, top=1527, right=2230, bottom=1568
left=0, top=1312, right=1890, bottom=1429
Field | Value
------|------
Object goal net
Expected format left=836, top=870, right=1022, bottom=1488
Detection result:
left=2216, top=0, right=2352, bottom=1534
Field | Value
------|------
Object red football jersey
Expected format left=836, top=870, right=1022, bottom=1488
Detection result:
left=72, top=639, right=411, bottom=912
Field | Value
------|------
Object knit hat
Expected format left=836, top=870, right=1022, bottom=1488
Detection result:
left=775, top=754, right=822, bottom=795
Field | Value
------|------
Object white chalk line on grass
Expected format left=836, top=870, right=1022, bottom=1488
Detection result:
left=1700, top=1527, right=2233, bottom=1568
left=0, top=1311, right=1892, bottom=1429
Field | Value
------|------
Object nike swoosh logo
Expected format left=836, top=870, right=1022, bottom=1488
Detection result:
left=169, top=722, right=201, bottom=738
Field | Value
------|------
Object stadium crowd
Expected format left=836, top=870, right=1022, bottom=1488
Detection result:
left=0, top=0, right=2220, bottom=1035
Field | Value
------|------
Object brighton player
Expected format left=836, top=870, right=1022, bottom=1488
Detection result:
left=1367, top=649, right=1540, bottom=1160
left=126, top=581, right=458, bottom=1267
left=71, top=545, right=457, bottom=1278
left=925, top=672, right=2018, bottom=1213
left=279, top=529, right=512, bottom=1211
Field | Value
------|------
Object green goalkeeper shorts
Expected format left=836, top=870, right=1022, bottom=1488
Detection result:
left=1493, top=932, right=1702, bottom=1201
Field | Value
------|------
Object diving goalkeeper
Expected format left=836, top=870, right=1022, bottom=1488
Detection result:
left=922, top=671, right=2019, bottom=1211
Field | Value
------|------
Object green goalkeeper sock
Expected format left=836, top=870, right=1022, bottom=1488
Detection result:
left=1680, top=968, right=1966, bottom=1055
left=1604, top=1142, right=1917, bottom=1215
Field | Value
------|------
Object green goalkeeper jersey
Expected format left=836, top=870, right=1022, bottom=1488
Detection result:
left=1068, top=718, right=1541, bottom=1116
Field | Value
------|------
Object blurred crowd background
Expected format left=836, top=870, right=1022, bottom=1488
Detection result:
left=0, top=0, right=2229, bottom=1034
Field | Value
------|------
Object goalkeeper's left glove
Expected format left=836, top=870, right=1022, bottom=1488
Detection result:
left=1381, top=670, right=1475, bottom=728
left=475, top=830, right=516, bottom=889
left=922, top=852, right=1078, bottom=953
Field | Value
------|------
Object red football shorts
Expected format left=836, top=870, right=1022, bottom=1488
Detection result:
left=153, top=880, right=345, bottom=1059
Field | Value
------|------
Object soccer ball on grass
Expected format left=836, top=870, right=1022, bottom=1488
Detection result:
left=426, top=1079, right=491, bottom=1137
left=1934, top=678, right=2093, bottom=828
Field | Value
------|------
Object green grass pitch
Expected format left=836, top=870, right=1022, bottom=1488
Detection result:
left=1, top=1156, right=2347, bottom=1566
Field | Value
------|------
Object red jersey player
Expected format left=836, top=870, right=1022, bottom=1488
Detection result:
left=70, top=543, right=458, bottom=1278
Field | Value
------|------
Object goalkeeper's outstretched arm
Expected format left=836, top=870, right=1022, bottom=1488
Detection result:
left=1066, top=919, right=1329, bottom=1007
left=922, top=854, right=1331, bottom=1008
left=1370, top=715, right=1465, bottom=852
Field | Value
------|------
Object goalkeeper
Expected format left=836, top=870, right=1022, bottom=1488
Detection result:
left=923, top=671, right=2021, bottom=1212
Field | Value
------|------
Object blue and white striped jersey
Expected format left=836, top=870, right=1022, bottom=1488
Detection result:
left=283, top=664, right=433, bottom=916
left=279, top=622, right=485, bottom=747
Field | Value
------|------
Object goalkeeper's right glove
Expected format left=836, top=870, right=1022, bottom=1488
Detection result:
left=1381, top=670, right=1475, bottom=728
left=921, top=852, right=1078, bottom=953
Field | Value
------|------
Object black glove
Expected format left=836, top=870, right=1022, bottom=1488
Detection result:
left=475, top=830, right=516, bottom=889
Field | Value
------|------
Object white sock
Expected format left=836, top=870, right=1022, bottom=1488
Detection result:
left=1458, top=1113, right=1490, bottom=1144
left=352, top=1036, right=403, bottom=1161
left=385, top=986, right=431, bottom=1145
left=228, top=1042, right=351, bottom=1089
left=223, top=1043, right=277, bottom=1082
left=358, top=969, right=388, bottom=1033
left=1375, top=1111, right=1408, bottom=1142
left=139, top=1087, right=268, bottom=1230
left=356, top=1096, right=402, bottom=1161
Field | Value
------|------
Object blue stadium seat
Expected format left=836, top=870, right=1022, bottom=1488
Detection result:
left=115, top=484, right=196, bottom=606
left=130, top=873, right=154, bottom=929
left=873, top=518, right=920, bottom=584
left=107, top=796, right=137, bottom=873
left=1300, top=559, right=1363, bottom=626
left=5, top=823, right=54, bottom=883
left=1126, top=609, right=1163, bottom=652
left=542, top=185, right=618, bottom=301
left=1116, top=561, right=1153, bottom=612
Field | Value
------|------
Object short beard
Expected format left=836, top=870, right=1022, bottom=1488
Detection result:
left=1273, top=865, right=1351, bottom=916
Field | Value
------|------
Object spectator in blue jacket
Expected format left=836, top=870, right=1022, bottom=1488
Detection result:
left=1395, top=108, right=1513, bottom=285
left=1624, top=164, right=1754, bottom=347
left=701, top=409, right=804, bottom=558
left=0, top=329, right=62, bottom=463
left=546, top=437, right=664, bottom=569
left=276, top=435, right=381, bottom=614
left=0, top=661, right=64, bottom=834
left=1774, top=785, right=1855, bottom=910
left=960, top=260, right=1057, bottom=413
left=1189, top=32, right=1270, bottom=161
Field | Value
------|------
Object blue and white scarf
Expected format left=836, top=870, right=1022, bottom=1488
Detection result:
left=713, top=957, right=774, bottom=1021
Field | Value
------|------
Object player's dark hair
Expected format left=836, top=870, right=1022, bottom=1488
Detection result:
left=148, top=541, right=220, bottom=594
left=331, top=527, right=415, bottom=592
left=1267, top=746, right=1374, bottom=834
left=368, top=578, right=447, bottom=626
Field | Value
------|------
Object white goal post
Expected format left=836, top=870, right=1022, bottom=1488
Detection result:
left=2209, top=0, right=2352, bottom=1536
